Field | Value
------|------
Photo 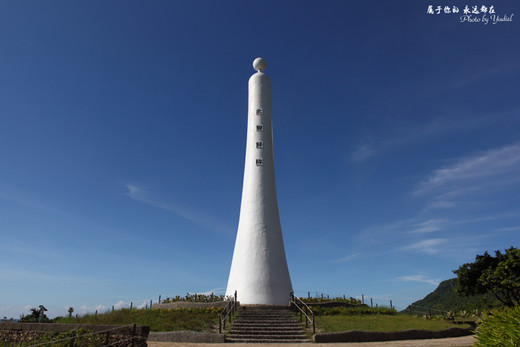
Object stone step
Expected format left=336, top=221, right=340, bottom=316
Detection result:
left=231, top=326, right=303, bottom=331
left=240, top=314, right=292, bottom=318
left=226, top=337, right=309, bottom=343
left=235, top=320, right=299, bottom=327
left=227, top=334, right=307, bottom=340
left=230, top=329, right=305, bottom=335
left=234, top=318, right=295, bottom=322
left=232, top=324, right=301, bottom=329
left=226, top=306, right=309, bottom=343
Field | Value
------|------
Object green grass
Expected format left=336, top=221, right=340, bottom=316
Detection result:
left=316, top=314, right=471, bottom=333
left=54, top=308, right=223, bottom=332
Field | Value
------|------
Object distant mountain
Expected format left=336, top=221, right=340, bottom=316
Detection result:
left=405, top=278, right=502, bottom=314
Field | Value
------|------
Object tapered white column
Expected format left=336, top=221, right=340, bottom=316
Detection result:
left=226, top=58, right=292, bottom=305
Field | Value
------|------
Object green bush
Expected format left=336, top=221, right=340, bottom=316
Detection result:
left=476, top=305, right=520, bottom=346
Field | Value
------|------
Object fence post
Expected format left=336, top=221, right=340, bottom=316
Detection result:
left=362, top=294, right=364, bottom=304
left=409, top=306, right=412, bottom=315
left=390, top=300, right=393, bottom=309
left=130, top=302, right=133, bottom=310
left=370, top=298, right=373, bottom=308
left=308, top=291, right=310, bottom=299
left=150, top=300, right=153, bottom=309
left=159, top=295, right=161, bottom=304
left=112, top=305, right=114, bottom=312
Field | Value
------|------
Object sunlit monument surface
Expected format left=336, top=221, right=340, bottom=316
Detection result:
left=226, top=58, right=293, bottom=305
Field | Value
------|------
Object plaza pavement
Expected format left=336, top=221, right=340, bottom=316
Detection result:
left=147, top=335, right=476, bottom=347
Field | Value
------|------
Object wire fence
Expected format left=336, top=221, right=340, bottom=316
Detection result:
left=291, top=291, right=396, bottom=310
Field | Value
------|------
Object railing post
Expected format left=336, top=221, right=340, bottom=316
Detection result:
left=312, top=312, right=315, bottom=334
left=305, top=305, right=308, bottom=328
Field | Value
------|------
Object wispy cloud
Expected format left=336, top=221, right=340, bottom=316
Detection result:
left=125, top=184, right=233, bottom=234
left=350, top=112, right=520, bottom=163
left=409, top=219, right=445, bottom=234
left=126, top=184, right=197, bottom=222
left=333, top=253, right=360, bottom=263
left=0, top=191, right=66, bottom=215
left=400, top=238, right=446, bottom=255
left=415, top=142, right=520, bottom=195
left=350, top=144, right=378, bottom=162
left=396, top=274, right=440, bottom=286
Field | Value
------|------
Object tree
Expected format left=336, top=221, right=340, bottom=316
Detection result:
left=19, top=307, right=51, bottom=323
left=453, top=246, right=520, bottom=307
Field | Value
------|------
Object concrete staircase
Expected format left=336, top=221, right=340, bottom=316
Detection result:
left=226, top=305, right=309, bottom=343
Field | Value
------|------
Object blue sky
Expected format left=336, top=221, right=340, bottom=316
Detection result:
left=1, top=0, right=519, bottom=318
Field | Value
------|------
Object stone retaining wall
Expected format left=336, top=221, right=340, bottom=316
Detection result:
left=313, top=327, right=473, bottom=343
left=0, top=322, right=149, bottom=345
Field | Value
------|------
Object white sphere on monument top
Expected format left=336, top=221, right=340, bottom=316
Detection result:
left=253, top=57, right=266, bottom=72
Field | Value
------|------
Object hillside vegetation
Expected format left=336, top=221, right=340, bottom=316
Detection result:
left=407, top=278, right=502, bottom=314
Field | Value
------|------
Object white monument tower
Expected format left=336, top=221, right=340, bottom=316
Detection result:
left=226, top=58, right=293, bottom=305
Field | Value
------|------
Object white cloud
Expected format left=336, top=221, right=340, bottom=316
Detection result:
left=396, top=275, right=440, bottom=286
left=333, top=253, right=360, bottom=263
left=400, top=238, right=445, bottom=254
left=415, top=142, right=520, bottom=195
left=126, top=184, right=196, bottom=222
left=409, top=219, right=445, bottom=234
left=197, top=288, right=226, bottom=296
left=349, top=113, right=517, bottom=163
left=125, top=184, right=233, bottom=234
left=350, top=144, right=378, bottom=162
left=113, top=301, right=127, bottom=310
left=77, top=304, right=107, bottom=315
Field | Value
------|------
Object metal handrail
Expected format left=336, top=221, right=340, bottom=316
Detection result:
left=290, top=291, right=315, bottom=334
left=219, top=290, right=238, bottom=333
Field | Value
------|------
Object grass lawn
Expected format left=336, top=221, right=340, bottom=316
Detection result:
left=54, top=308, right=222, bottom=332
left=316, top=314, right=471, bottom=333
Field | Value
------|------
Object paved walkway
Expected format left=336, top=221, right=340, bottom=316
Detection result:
left=148, top=335, right=476, bottom=347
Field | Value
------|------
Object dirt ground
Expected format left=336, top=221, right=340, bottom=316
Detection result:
left=147, top=335, right=476, bottom=347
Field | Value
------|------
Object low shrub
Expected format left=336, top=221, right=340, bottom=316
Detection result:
left=476, top=305, right=520, bottom=346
